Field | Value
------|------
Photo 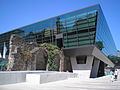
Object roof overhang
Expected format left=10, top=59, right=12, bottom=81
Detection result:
left=63, top=45, right=114, bottom=67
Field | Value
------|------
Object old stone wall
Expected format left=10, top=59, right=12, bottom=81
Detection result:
left=7, top=35, right=65, bottom=71
left=7, top=35, right=48, bottom=71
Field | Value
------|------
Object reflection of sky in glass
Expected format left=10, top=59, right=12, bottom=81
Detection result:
left=0, top=5, right=117, bottom=56
left=17, top=5, right=117, bottom=56
left=96, top=7, right=117, bottom=56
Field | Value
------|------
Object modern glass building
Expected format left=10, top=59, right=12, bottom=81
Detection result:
left=0, top=4, right=117, bottom=76
left=0, top=4, right=117, bottom=57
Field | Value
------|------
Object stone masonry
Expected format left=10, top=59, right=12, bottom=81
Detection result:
left=7, top=35, right=65, bottom=71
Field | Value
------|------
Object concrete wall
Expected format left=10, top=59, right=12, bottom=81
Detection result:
left=0, top=71, right=26, bottom=85
left=92, top=47, right=114, bottom=67
left=26, top=72, right=77, bottom=84
left=0, top=71, right=77, bottom=85
left=70, top=56, right=94, bottom=78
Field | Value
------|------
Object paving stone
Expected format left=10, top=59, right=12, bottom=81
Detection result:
left=0, top=75, right=120, bottom=90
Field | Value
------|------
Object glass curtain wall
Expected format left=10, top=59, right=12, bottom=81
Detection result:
left=0, top=30, right=24, bottom=56
left=0, top=5, right=117, bottom=57
left=96, top=7, right=117, bottom=56
left=60, top=10, right=97, bottom=48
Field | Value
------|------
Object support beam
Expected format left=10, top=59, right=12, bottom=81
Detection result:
left=90, top=59, right=100, bottom=78
left=70, top=56, right=94, bottom=78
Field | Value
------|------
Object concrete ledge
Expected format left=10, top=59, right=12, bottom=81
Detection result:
left=26, top=72, right=76, bottom=84
left=0, top=71, right=77, bottom=85
left=0, top=71, right=26, bottom=85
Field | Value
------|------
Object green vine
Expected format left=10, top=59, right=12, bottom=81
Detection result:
left=40, top=43, right=59, bottom=71
left=21, top=50, right=32, bottom=62
left=21, top=50, right=32, bottom=69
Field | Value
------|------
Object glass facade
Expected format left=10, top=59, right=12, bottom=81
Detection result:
left=0, top=4, right=117, bottom=57
left=96, top=7, right=117, bottom=56
left=0, top=30, right=24, bottom=57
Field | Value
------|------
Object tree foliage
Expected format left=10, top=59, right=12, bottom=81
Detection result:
left=21, top=50, right=32, bottom=69
left=96, top=41, right=104, bottom=50
left=108, top=55, right=120, bottom=66
left=21, top=50, right=32, bottom=62
left=39, top=43, right=59, bottom=71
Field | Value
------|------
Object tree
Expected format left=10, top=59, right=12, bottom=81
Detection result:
left=108, top=55, right=120, bottom=66
left=39, top=43, right=59, bottom=71
left=95, top=41, right=104, bottom=50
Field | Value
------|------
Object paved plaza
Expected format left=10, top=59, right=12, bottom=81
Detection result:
left=0, top=74, right=120, bottom=90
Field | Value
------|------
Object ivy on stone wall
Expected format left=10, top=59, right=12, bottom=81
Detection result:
left=21, top=50, right=32, bottom=69
left=21, top=50, right=32, bottom=62
left=39, top=43, right=59, bottom=71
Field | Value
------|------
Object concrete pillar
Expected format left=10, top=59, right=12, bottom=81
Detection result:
left=90, top=59, right=100, bottom=78
left=70, top=56, right=94, bottom=78
left=97, top=61, right=105, bottom=77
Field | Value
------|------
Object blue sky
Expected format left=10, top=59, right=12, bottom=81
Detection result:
left=0, top=0, right=120, bottom=50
